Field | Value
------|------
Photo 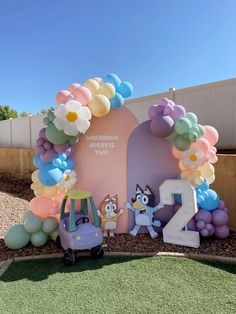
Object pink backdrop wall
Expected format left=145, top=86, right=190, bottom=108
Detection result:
left=73, top=107, right=138, bottom=233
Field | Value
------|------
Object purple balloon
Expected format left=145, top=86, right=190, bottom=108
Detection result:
left=40, top=149, right=57, bottom=163
left=36, top=138, right=44, bottom=146
left=196, top=220, right=205, bottom=230
left=169, top=105, right=186, bottom=121
left=194, top=209, right=212, bottom=224
left=215, top=225, right=230, bottom=239
left=39, top=128, right=47, bottom=140
left=159, top=98, right=169, bottom=107
left=164, top=104, right=173, bottom=115
left=43, top=141, right=53, bottom=150
left=205, top=223, right=215, bottom=236
left=66, top=146, right=75, bottom=158
left=218, top=200, right=225, bottom=209
left=36, top=146, right=46, bottom=154
left=148, top=105, right=158, bottom=119
left=212, top=209, right=228, bottom=226
left=187, top=218, right=197, bottom=231
left=200, top=229, right=209, bottom=237
left=150, top=115, right=174, bottom=137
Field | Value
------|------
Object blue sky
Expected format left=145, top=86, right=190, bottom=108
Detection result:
left=0, top=0, right=236, bottom=114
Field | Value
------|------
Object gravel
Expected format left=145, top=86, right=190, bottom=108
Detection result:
left=0, top=176, right=235, bottom=262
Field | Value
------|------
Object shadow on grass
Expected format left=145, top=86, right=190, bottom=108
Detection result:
left=195, top=259, right=236, bottom=275
left=1, top=255, right=149, bottom=282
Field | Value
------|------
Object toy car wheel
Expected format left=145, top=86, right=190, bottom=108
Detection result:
left=90, top=245, right=104, bottom=259
left=64, top=249, right=76, bottom=266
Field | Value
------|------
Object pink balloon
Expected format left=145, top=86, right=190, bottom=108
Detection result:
left=56, top=90, right=74, bottom=104
left=29, top=196, right=54, bottom=220
left=204, top=126, right=219, bottom=146
left=192, top=138, right=210, bottom=154
left=71, top=86, right=92, bottom=106
left=172, top=146, right=183, bottom=159
left=67, top=83, right=81, bottom=94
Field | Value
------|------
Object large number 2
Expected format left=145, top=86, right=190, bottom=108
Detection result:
left=159, top=179, right=200, bottom=248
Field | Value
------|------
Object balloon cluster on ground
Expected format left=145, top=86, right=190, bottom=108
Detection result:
left=4, top=213, right=59, bottom=249
left=150, top=98, right=229, bottom=239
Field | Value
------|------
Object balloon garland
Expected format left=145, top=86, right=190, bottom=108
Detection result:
left=149, top=98, right=229, bottom=239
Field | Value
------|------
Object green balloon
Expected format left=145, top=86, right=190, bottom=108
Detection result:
left=31, top=231, right=48, bottom=247
left=196, top=124, right=205, bottom=137
left=189, top=132, right=199, bottom=143
left=42, top=217, right=58, bottom=234
left=43, top=117, right=50, bottom=126
left=68, top=133, right=80, bottom=145
left=24, top=214, right=42, bottom=234
left=185, top=112, right=198, bottom=125
left=174, top=118, right=192, bottom=135
left=4, top=224, right=30, bottom=249
left=175, top=135, right=191, bottom=151
left=48, top=111, right=55, bottom=122
left=50, top=229, right=59, bottom=242
left=166, top=131, right=178, bottom=142
left=46, top=123, right=69, bottom=144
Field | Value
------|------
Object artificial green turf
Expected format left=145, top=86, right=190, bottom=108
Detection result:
left=0, top=256, right=235, bottom=314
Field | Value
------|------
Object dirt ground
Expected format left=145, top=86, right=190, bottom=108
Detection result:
left=0, top=176, right=235, bottom=262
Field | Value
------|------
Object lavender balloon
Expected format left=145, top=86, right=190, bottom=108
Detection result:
left=169, top=105, right=186, bottom=121
left=194, top=209, right=212, bottom=224
left=215, top=225, right=230, bottom=239
left=212, top=210, right=228, bottom=226
left=150, top=115, right=174, bottom=137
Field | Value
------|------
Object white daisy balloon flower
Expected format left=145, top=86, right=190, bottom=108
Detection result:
left=53, top=100, right=92, bottom=136
left=59, top=169, right=77, bottom=190
left=182, top=147, right=205, bottom=170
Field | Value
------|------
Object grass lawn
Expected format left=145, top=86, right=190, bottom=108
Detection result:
left=1, top=256, right=235, bottom=314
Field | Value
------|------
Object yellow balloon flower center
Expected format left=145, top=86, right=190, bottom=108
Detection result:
left=65, top=175, right=71, bottom=182
left=66, top=111, right=78, bottom=122
left=189, top=154, right=197, bottom=162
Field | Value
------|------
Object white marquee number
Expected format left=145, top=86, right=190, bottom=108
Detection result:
left=159, top=179, right=200, bottom=248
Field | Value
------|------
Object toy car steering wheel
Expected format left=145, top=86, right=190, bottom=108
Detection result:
left=76, top=217, right=89, bottom=225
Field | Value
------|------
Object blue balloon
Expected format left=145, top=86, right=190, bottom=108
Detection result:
left=52, top=158, right=62, bottom=167
left=117, top=81, right=133, bottom=98
left=104, top=73, right=121, bottom=90
left=196, top=188, right=220, bottom=211
left=33, top=154, right=42, bottom=168
left=66, top=159, right=74, bottom=170
left=110, top=93, right=124, bottom=109
left=38, top=163, right=62, bottom=186
left=58, top=152, right=67, bottom=161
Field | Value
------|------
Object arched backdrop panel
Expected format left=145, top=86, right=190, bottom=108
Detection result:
left=73, top=107, right=138, bottom=233
left=127, top=120, right=180, bottom=232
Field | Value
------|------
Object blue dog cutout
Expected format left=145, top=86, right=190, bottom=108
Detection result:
left=126, top=185, right=164, bottom=239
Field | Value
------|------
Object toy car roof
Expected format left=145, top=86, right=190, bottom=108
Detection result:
left=66, top=189, right=91, bottom=200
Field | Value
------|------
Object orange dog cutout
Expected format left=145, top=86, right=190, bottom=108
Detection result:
left=97, top=194, right=125, bottom=237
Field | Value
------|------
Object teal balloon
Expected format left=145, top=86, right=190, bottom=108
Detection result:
left=110, top=93, right=124, bottom=109
left=50, top=229, right=59, bottom=242
left=48, top=111, right=55, bottom=122
left=31, top=231, right=48, bottom=247
left=4, top=224, right=30, bottom=249
left=166, top=131, right=178, bottom=142
left=46, top=123, right=69, bottom=144
left=42, top=218, right=58, bottom=234
left=24, top=214, right=42, bottom=234
left=175, top=135, right=191, bottom=151
left=196, top=124, right=205, bottom=137
left=185, top=112, right=198, bottom=125
left=117, top=81, right=133, bottom=98
left=43, top=117, right=50, bottom=125
left=174, top=118, right=192, bottom=135
left=104, top=73, right=121, bottom=90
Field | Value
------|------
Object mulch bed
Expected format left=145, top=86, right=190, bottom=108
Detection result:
left=0, top=176, right=236, bottom=262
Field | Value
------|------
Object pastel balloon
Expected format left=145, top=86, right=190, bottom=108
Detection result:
left=31, top=231, right=48, bottom=247
left=117, top=81, right=133, bottom=98
left=50, top=229, right=59, bottom=241
left=207, top=175, right=215, bottom=184
left=174, top=118, right=192, bottom=135
left=148, top=105, right=159, bottom=119
left=56, top=90, right=73, bottom=104
left=196, top=220, right=205, bottom=230
left=83, top=79, right=100, bottom=95
left=204, top=125, right=219, bottom=146
left=212, top=209, right=228, bottom=226
left=150, top=115, right=174, bottom=137
left=215, top=225, right=229, bottom=239
left=24, top=214, right=42, bottom=233
left=33, top=154, right=42, bottom=167
left=93, top=77, right=103, bottom=86
left=39, top=128, right=47, bottom=140
left=185, top=112, right=198, bottom=124
left=54, top=142, right=69, bottom=153
left=194, top=209, right=212, bottom=223
left=159, top=98, right=169, bottom=107
left=88, top=94, right=110, bottom=117
left=71, top=86, right=92, bottom=106
left=67, top=83, right=81, bottom=94
left=104, top=73, right=121, bottom=90
left=169, top=105, right=186, bottom=121
left=46, top=123, right=69, bottom=144
left=188, top=131, right=199, bottom=143
left=99, top=82, right=115, bottom=99
left=29, top=196, right=54, bottom=219
left=4, top=224, right=30, bottom=249
left=31, top=170, right=39, bottom=183
left=172, top=146, right=183, bottom=159
left=40, top=149, right=57, bottom=163
left=42, top=217, right=58, bottom=234
left=199, top=163, right=215, bottom=178
left=110, top=93, right=124, bottom=109
left=192, top=138, right=210, bottom=154
left=38, top=163, right=62, bottom=186
left=175, top=135, right=191, bottom=151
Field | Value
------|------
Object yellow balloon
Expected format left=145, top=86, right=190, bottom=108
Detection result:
left=199, top=163, right=215, bottom=179
left=88, top=94, right=110, bottom=117
left=99, top=82, right=115, bottom=99
left=208, top=175, right=215, bottom=184
left=31, top=170, right=39, bottom=183
left=83, top=79, right=100, bottom=95
left=179, top=160, right=186, bottom=171
left=93, top=77, right=103, bottom=86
